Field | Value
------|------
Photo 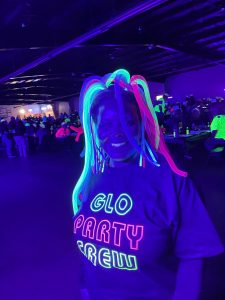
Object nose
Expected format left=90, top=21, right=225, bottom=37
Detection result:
left=111, top=120, right=124, bottom=135
left=114, top=116, right=123, bottom=128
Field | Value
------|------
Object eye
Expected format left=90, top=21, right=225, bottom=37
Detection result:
left=100, top=120, right=111, bottom=130
left=126, top=115, right=137, bottom=126
left=127, top=119, right=135, bottom=126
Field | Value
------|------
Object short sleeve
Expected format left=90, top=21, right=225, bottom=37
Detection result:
left=174, top=177, right=224, bottom=259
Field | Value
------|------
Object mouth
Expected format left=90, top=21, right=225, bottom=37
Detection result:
left=111, top=142, right=127, bottom=148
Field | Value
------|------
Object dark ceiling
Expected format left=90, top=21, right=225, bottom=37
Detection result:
left=0, top=0, right=225, bottom=104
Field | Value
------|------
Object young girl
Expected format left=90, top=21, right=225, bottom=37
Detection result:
left=73, top=69, right=224, bottom=300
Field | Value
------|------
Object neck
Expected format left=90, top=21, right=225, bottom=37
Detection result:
left=109, top=152, right=139, bottom=168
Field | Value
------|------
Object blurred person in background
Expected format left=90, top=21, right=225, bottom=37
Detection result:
left=205, top=108, right=225, bottom=153
left=14, top=120, right=27, bottom=157
left=0, top=119, right=15, bottom=158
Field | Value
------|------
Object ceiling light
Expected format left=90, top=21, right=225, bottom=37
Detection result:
left=19, top=109, right=25, bottom=114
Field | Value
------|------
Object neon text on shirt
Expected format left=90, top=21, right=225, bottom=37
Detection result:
left=77, top=240, right=138, bottom=270
left=112, top=222, right=126, bottom=247
left=90, top=193, right=133, bottom=216
left=82, top=217, right=96, bottom=239
left=74, top=214, right=144, bottom=250
left=74, top=214, right=84, bottom=234
left=127, top=224, right=144, bottom=250
left=96, top=219, right=111, bottom=244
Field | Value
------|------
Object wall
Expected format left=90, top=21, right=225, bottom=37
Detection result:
left=148, top=81, right=165, bottom=102
left=0, top=81, right=164, bottom=120
left=70, top=96, right=79, bottom=112
left=12, top=104, right=41, bottom=117
left=0, top=105, right=13, bottom=120
left=165, top=65, right=225, bottom=101
left=0, top=103, right=54, bottom=120
left=58, top=102, right=70, bottom=114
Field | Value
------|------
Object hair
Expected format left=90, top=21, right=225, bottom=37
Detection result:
left=90, top=86, right=141, bottom=124
left=72, top=69, right=187, bottom=214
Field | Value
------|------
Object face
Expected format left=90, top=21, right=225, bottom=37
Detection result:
left=93, top=96, right=141, bottom=163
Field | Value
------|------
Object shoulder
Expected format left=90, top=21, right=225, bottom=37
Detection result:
left=146, top=154, right=176, bottom=178
left=142, top=155, right=182, bottom=192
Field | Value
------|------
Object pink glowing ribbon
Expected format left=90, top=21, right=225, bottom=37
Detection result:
left=130, top=75, right=187, bottom=177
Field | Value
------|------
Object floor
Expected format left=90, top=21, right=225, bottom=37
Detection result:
left=0, top=144, right=225, bottom=300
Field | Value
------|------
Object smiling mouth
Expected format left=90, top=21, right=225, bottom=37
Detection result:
left=111, top=142, right=127, bottom=147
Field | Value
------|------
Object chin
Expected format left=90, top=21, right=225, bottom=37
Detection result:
left=110, top=151, right=138, bottom=162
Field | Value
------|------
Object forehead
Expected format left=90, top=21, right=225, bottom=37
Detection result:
left=92, top=91, right=138, bottom=118
left=98, top=101, right=138, bottom=118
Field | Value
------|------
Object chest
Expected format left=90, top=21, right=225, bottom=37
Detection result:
left=74, top=175, right=176, bottom=270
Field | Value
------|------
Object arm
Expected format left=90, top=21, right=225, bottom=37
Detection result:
left=70, top=125, right=84, bottom=142
left=173, top=259, right=203, bottom=300
left=173, top=176, right=224, bottom=299
left=55, top=128, right=62, bottom=138
left=76, top=247, right=90, bottom=300
left=70, top=125, right=78, bottom=131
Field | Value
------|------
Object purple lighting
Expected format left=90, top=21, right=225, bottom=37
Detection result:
left=0, top=0, right=168, bottom=84
left=156, top=45, right=178, bottom=52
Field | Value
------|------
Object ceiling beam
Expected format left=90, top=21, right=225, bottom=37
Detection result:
left=0, top=0, right=169, bottom=84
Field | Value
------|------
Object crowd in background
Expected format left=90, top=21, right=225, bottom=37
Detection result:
left=154, top=95, right=225, bottom=134
left=0, top=111, right=82, bottom=158
left=153, top=95, right=225, bottom=158
left=0, top=95, right=225, bottom=159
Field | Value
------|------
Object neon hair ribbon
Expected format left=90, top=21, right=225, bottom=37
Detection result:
left=72, top=69, right=187, bottom=214
left=130, top=75, right=187, bottom=177
left=114, top=74, right=159, bottom=167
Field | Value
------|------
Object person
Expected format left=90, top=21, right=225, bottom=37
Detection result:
left=55, top=122, right=71, bottom=138
left=14, top=120, right=27, bottom=157
left=205, top=111, right=225, bottom=153
left=73, top=69, right=224, bottom=300
left=55, top=122, right=72, bottom=151
left=153, top=96, right=165, bottom=126
left=36, top=122, right=47, bottom=149
left=8, top=116, right=16, bottom=133
left=0, top=119, right=15, bottom=158
left=24, top=122, right=36, bottom=153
